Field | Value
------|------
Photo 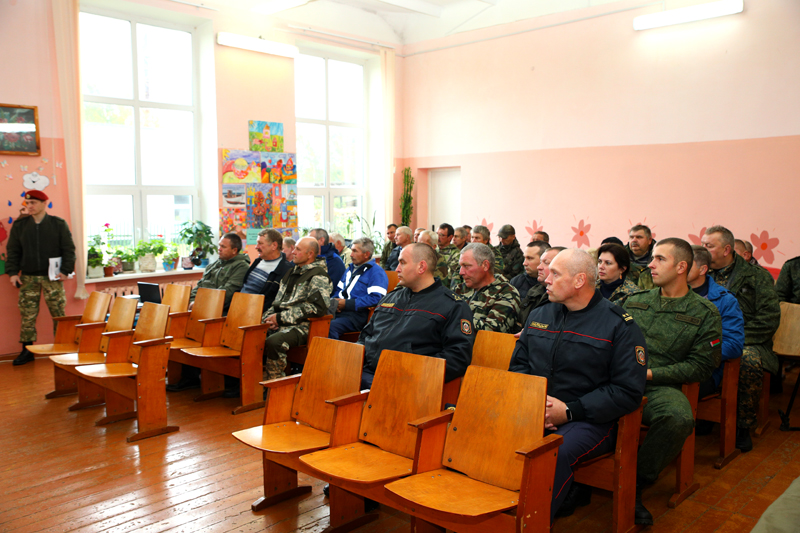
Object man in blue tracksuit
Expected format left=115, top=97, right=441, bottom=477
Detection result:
left=311, top=227, right=345, bottom=295
left=329, top=238, right=389, bottom=339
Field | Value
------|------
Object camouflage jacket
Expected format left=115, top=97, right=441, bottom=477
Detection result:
left=623, top=288, right=722, bottom=387
left=499, top=239, right=524, bottom=280
left=265, top=258, right=332, bottom=335
left=489, top=243, right=505, bottom=273
left=597, top=278, right=641, bottom=306
left=433, top=251, right=451, bottom=286
left=776, top=255, right=800, bottom=304
left=710, top=253, right=781, bottom=373
left=453, top=275, right=521, bottom=333
left=518, top=282, right=549, bottom=327
left=438, top=244, right=460, bottom=284
left=626, top=264, right=655, bottom=289
left=191, top=253, right=251, bottom=312
left=379, top=241, right=397, bottom=269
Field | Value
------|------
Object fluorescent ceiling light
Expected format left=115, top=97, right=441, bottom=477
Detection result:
left=251, top=0, right=310, bottom=16
left=217, top=32, right=300, bottom=58
left=633, top=0, right=743, bottom=31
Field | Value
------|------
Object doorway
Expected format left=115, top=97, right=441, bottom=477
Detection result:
left=428, top=167, right=461, bottom=230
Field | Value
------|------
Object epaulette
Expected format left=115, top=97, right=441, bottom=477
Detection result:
left=609, top=303, right=635, bottom=325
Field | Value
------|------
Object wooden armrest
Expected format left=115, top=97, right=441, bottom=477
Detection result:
left=53, top=314, right=83, bottom=322
left=75, top=321, right=108, bottom=330
left=309, top=315, right=333, bottom=322
left=102, top=329, right=135, bottom=338
left=260, top=375, right=302, bottom=389
left=239, top=323, right=272, bottom=332
left=327, top=390, right=369, bottom=406
left=409, top=410, right=453, bottom=429
left=198, top=317, right=226, bottom=324
left=133, top=336, right=173, bottom=348
left=169, top=311, right=192, bottom=318
left=516, top=433, right=564, bottom=458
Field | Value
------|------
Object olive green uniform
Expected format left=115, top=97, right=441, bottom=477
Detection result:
left=517, top=282, right=549, bottom=326
left=379, top=241, right=397, bottom=269
left=453, top=275, right=521, bottom=333
left=776, top=256, right=800, bottom=304
left=498, top=238, right=524, bottom=280
left=623, top=289, right=722, bottom=484
left=597, top=278, right=641, bottom=306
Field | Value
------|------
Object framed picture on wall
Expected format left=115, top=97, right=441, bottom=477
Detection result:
left=0, top=104, right=40, bottom=156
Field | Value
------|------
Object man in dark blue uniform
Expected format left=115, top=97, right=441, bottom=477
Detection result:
left=509, top=248, right=647, bottom=521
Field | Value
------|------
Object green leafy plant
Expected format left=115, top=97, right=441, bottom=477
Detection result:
left=115, top=245, right=142, bottom=263
left=349, top=211, right=385, bottom=257
left=162, top=244, right=180, bottom=264
left=87, top=234, right=104, bottom=268
left=136, top=238, right=167, bottom=257
left=178, top=220, right=216, bottom=266
left=401, top=167, right=414, bottom=227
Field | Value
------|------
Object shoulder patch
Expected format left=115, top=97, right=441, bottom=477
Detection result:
left=710, top=339, right=721, bottom=348
left=380, top=302, right=395, bottom=308
left=460, top=319, right=473, bottom=335
left=608, top=303, right=634, bottom=324
left=676, top=314, right=702, bottom=326
left=635, top=346, right=646, bottom=366
left=626, top=301, right=649, bottom=310
left=529, top=321, right=549, bottom=330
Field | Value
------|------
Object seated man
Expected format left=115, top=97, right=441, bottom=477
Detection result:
left=310, top=227, right=344, bottom=293
left=414, top=227, right=425, bottom=242
left=453, top=243, right=521, bottom=333
left=379, top=224, right=397, bottom=269
left=626, top=224, right=656, bottom=289
left=517, top=246, right=564, bottom=327
left=241, top=228, right=293, bottom=312
left=623, top=238, right=722, bottom=525
left=497, top=224, right=524, bottom=280
left=262, top=237, right=332, bottom=380
left=357, top=243, right=474, bottom=388
left=385, top=225, right=412, bottom=271
left=331, top=233, right=352, bottom=267
left=282, top=236, right=295, bottom=259
left=509, top=249, right=647, bottom=520
left=417, top=229, right=451, bottom=284
left=329, top=238, right=388, bottom=340
left=510, top=240, right=550, bottom=298
left=436, top=223, right=458, bottom=281
left=446, top=226, right=470, bottom=284
left=776, top=255, right=800, bottom=304
left=533, top=230, right=549, bottom=243
left=470, top=224, right=505, bottom=273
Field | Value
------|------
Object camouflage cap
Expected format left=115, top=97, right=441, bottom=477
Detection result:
left=498, top=224, right=515, bottom=238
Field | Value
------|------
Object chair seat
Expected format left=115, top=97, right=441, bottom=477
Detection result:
left=300, top=441, right=413, bottom=484
left=233, top=422, right=330, bottom=454
left=50, top=352, right=106, bottom=366
left=181, top=346, right=241, bottom=358
left=170, top=338, right=202, bottom=351
left=28, top=343, right=79, bottom=355
left=77, top=363, right=138, bottom=379
left=385, top=468, right=519, bottom=521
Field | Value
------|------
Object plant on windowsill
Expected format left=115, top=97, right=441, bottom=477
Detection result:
left=87, top=234, right=104, bottom=278
left=115, top=246, right=142, bottom=272
left=136, top=237, right=167, bottom=273
left=162, top=245, right=181, bottom=272
left=178, top=220, right=216, bottom=268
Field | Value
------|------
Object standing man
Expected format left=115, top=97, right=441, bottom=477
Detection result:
left=240, top=228, right=293, bottom=311
left=626, top=224, right=656, bottom=288
left=702, top=225, right=780, bottom=452
left=7, top=190, right=76, bottom=366
left=329, top=238, right=388, bottom=340
left=385, top=226, right=412, bottom=271
left=309, top=228, right=344, bottom=293
left=379, top=224, right=397, bottom=269
left=497, top=224, right=524, bottom=280
left=623, top=238, right=722, bottom=525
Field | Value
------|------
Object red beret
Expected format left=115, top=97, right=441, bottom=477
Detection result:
left=25, top=190, right=48, bottom=202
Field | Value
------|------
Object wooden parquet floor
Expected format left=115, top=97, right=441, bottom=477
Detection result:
left=1, top=358, right=800, bottom=533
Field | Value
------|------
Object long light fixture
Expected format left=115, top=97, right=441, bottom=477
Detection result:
left=217, top=32, right=300, bottom=58
left=633, top=0, right=743, bottom=31
left=251, top=0, right=310, bottom=16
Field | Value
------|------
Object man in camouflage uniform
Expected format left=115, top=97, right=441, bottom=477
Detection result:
left=453, top=243, right=520, bottom=333
left=497, top=224, right=524, bottom=280
left=262, top=237, right=332, bottom=380
left=418, top=230, right=451, bottom=285
left=702, top=225, right=781, bottom=452
left=518, top=246, right=565, bottom=326
left=451, top=224, right=505, bottom=289
left=626, top=224, right=656, bottom=289
left=446, top=226, right=469, bottom=287
left=6, top=190, right=75, bottom=366
left=379, top=224, right=397, bottom=269
left=776, top=255, right=800, bottom=304
left=623, top=238, right=722, bottom=525
left=436, top=223, right=459, bottom=279
left=735, top=239, right=762, bottom=268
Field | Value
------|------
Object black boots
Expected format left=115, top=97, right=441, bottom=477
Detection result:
left=736, top=428, right=753, bottom=452
left=635, top=482, right=654, bottom=526
left=12, top=343, right=35, bottom=366
left=555, top=483, right=592, bottom=517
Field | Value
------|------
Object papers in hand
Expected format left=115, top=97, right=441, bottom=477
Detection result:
left=49, top=257, right=62, bottom=281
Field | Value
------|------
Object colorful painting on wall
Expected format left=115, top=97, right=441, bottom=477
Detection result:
left=270, top=184, right=297, bottom=229
left=245, top=183, right=272, bottom=244
left=249, top=120, right=284, bottom=153
left=221, top=183, right=246, bottom=208
left=220, top=208, right=246, bottom=241
left=260, top=152, right=296, bottom=184
left=221, top=149, right=261, bottom=183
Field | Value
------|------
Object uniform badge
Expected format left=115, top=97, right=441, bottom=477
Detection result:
left=380, top=302, right=395, bottom=308
left=529, top=321, right=549, bottom=330
left=635, top=346, right=646, bottom=366
left=460, top=319, right=473, bottom=335
left=710, top=339, right=721, bottom=348
left=622, top=313, right=633, bottom=322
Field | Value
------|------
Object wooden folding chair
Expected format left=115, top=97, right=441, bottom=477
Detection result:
left=232, top=338, right=365, bottom=511
left=175, top=292, right=268, bottom=414
left=298, top=350, right=447, bottom=533
left=383, top=366, right=562, bottom=533
left=286, top=315, right=333, bottom=367
left=47, top=297, right=138, bottom=401
left=160, top=283, right=191, bottom=333
left=166, top=288, right=225, bottom=385
left=29, top=291, right=112, bottom=358
left=696, top=359, right=742, bottom=468
left=386, top=271, right=399, bottom=292
left=75, top=302, right=177, bottom=442
left=775, top=302, right=800, bottom=431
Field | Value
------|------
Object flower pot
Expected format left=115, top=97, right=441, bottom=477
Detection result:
left=139, top=253, right=156, bottom=273
left=121, top=261, right=136, bottom=272
left=87, top=265, right=104, bottom=278
left=163, top=261, right=177, bottom=272
left=181, top=257, right=194, bottom=270
left=103, top=266, right=115, bottom=278
left=199, top=258, right=210, bottom=268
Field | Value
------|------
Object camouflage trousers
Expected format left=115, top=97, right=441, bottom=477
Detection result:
left=263, top=327, right=307, bottom=381
left=638, top=384, right=695, bottom=484
left=737, top=346, right=763, bottom=430
left=19, top=275, right=65, bottom=343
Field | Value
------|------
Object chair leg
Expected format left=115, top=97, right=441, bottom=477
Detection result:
left=128, top=376, right=178, bottom=442
left=236, top=352, right=266, bottom=415
left=251, top=455, right=311, bottom=512
left=68, top=377, right=106, bottom=411
left=46, top=366, right=78, bottom=398
left=716, top=396, right=741, bottom=469
left=757, top=373, right=771, bottom=436
left=96, top=390, right=136, bottom=425
left=194, top=369, right=225, bottom=401
left=167, top=360, right=183, bottom=385
left=669, top=432, right=699, bottom=508
left=326, top=485, right=378, bottom=533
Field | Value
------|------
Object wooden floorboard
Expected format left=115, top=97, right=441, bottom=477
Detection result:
left=1, top=358, right=799, bottom=532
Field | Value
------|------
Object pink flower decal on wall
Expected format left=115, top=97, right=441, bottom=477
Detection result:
left=751, top=230, right=779, bottom=264
left=688, top=227, right=707, bottom=245
left=480, top=218, right=494, bottom=232
left=525, top=220, right=543, bottom=237
left=571, top=219, right=591, bottom=248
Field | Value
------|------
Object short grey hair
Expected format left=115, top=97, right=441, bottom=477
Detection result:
left=454, top=227, right=468, bottom=239
left=472, top=225, right=490, bottom=242
left=330, top=233, right=345, bottom=246
left=705, top=225, right=735, bottom=249
left=351, top=237, right=374, bottom=258
left=462, top=242, right=494, bottom=274
left=396, top=226, right=412, bottom=238
left=420, top=230, right=438, bottom=247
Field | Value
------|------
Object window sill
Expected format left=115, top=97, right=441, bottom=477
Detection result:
left=85, top=268, right=205, bottom=285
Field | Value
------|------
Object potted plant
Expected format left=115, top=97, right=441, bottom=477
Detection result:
left=178, top=220, right=216, bottom=268
left=116, top=246, right=141, bottom=272
left=400, top=167, right=414, bottom=227
left=162, top=244, right=180, bottom=272
left=136, top=237, right=167, bottom=273
left=87, top=234, right=104, bottom=278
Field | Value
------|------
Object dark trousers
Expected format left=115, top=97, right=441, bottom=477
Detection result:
left=328, top=310, right=369, bottom=340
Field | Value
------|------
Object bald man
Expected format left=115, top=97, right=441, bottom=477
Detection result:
left=509, top=248, right=647, bottom=521
left=357, top=243, right=475, bottom=388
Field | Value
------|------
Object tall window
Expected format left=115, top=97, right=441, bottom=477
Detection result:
left=80, top=11, right=198, bottom=246
left=295, top=54, right=366, bottom=237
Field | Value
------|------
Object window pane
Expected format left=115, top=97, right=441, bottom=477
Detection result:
left=85, top=195, right=135, bottom=247
left=333, top=196, right=361, bottom=238
left=140, top=108, right=195, bottom=186
left=83, top=103, right=136, bottom=186
left=330, top=126, right=363, bottom=187
left=295, top=55, right=326, bottom=120
left=146, top=195, right=192, bottom=242
left=328, top=60, right=364, bottom=124
left=298, top=195, right=324, bottom=230
left=137, top=24, right=193, bottom=105
left=80, top=13, right=133, bottom=99
left=296, top=122, right=326, bottom=187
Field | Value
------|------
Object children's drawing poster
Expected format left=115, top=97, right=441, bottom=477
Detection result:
left=249, top=121, right=284, bottom=152
left=270, top=184, right=297, bottom=229
left=221, top=184, right=246, bottom=208
left=260, top=152, right=296, bottom=184
left=221, top=149, right=261, bottom=183
left=220, top=208, right=246, bottom=241
left=245, top=183, right=271, bottom=244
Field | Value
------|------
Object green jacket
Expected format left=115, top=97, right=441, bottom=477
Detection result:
left=776, top=256, right=800, bottom=304
left=517, top=281, right=549, bottom=330
left=598, top=278, right=641, bottom=306
left=498, top=239, right=524, bottom=280
left=489, top=243, right=505, bottom=273
left=379, top=241, right=397, bottom=269
left=709, top=253, right=781, bottom=373
left=438, top=244, right=459, bottom=284
left=6, top=214, right=76, bottom=276
left=191, top=253, right=250, bottom=312
left=433, top=251, right=451, bottom=286
left=265, top=258, right=332, bottom=335
left=453, top=275, right=521, bottom=333
left=623, top=288, right=722, bottom=387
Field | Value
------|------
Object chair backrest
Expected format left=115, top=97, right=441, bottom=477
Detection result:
left=774, top=302, right=800, bottom=357
left=471, top=330, right=517, bottom=370
left=162, top=284, right=191, bottom=313
left=292, top=338, right=365, bottom=433
left=359, top=350, right=445, bottom=459
left=386, top=271, right=399, bottom=293
left=443, top=366, right=547, bottom=491
left=99, top=297, right=138, bottom=353
left=220, top=292, right=264, bottom=351
left=185, top=288, right=225, bottom=341
left=128, top=302, right=170, bottom=364
left=76, top=292, right=113, bottom=342
left=137, top=282, right=162, bottom=304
